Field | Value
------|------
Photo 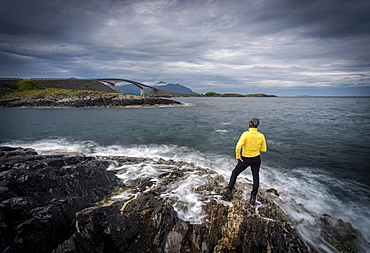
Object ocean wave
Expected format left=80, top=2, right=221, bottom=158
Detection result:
left=1, top=137, right=369, bottom=247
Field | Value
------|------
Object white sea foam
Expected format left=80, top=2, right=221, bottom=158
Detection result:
left=160, top=171, right=208, bottom=224
left=215, top=129, right=228, bottom=133
left=262, top=165, right=370, bottom=245
left=266, top=139, right=283, bottom=146
left=2, top=138, right=369, bottom=249
left=104, top=156, right=210, bottom=224
left=180, top=102, right=193, bottom=107
left=0, top=138, right=96, bottom=154
left=113, top=162, right=176, bottom=185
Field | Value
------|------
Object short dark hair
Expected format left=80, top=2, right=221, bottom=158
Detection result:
left=249, top=117, right=260, bottom=128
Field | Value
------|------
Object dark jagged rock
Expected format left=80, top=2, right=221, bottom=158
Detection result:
left=318, top=214, right=367, bottom=252
left=0, top=147, right=120, bottom=253
left=0, top=146, right=38, bottom=159
left=53, top=162, right=309, bottom=253
left=0, top=147, right=368, bottom=253
left=54, top=193, right=179, bottom=253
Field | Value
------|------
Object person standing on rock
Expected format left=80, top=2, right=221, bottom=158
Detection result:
left=222, top=117, right=267, bottom=205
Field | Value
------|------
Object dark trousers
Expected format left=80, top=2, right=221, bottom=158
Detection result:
left=227, top=156, right=261, bottom=196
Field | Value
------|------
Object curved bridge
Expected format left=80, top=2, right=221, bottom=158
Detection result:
left=97, top=78, right=157, bottom=98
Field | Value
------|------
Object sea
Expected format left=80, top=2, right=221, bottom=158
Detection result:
left=1, top=96, right=369, bottom=251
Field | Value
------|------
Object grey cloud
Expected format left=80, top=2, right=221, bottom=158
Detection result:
left=0, top=0, right=369, bottom=95
left=283, top=0, right=370, bottom=38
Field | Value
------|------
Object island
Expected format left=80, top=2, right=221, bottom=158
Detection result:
left=0, top=79, right=183, bottom=107
left=1, top=79, right=277, bottom=104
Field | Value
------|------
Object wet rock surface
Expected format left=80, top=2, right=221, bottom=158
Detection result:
left=0, top=92, right=182, bottom=108
left=0, top=147, right=367, bottom=253
left=0, top=147, right=121, bottom=253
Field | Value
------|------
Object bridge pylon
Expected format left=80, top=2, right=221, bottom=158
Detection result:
left=97, top=78, right=157, bottom=98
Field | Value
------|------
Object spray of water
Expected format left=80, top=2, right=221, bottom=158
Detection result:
left=2, top=138, right=369, bottom=248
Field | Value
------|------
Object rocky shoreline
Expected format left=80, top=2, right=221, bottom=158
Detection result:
left=0, top=92, right=183, bottom=108
left=0, top=147, right=368, bottom=253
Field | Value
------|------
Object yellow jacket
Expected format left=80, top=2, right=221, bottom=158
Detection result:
left=235, top=128, right=267, bottom=159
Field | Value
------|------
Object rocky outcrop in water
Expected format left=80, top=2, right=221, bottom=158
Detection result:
left=0, top=147, right=367, bottom=253
left=0, top=92, right=182, bottom=108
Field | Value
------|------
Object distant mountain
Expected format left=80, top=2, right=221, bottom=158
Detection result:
left=156, top=83, right=198, bottom=94
left=115, top=82, right=198, bottom=95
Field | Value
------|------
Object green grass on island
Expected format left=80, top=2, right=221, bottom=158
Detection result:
left=6, top=88, right=101, bottom=98
left=2, top=80, right=103, bottom=98
left=11, top=80, right=41, bottom=91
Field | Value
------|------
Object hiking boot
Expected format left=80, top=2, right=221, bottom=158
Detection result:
left=222, top=188, right=233, bottom=201
left=250, top=194, right=256, bottom=205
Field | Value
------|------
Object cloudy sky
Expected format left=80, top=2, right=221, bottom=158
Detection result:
left=1, top=0, right=369, bottom=95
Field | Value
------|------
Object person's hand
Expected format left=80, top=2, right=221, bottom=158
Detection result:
left=237, top=158, right=244, bottom=162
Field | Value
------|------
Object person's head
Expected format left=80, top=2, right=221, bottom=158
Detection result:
left=248, top=117, right=260, bottom=128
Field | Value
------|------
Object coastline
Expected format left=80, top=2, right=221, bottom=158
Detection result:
left=0, top=91, right=184, bottom=108
left=4, top=103, right=184, bottom=109
left=0, top=146, right=367, bottom=253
